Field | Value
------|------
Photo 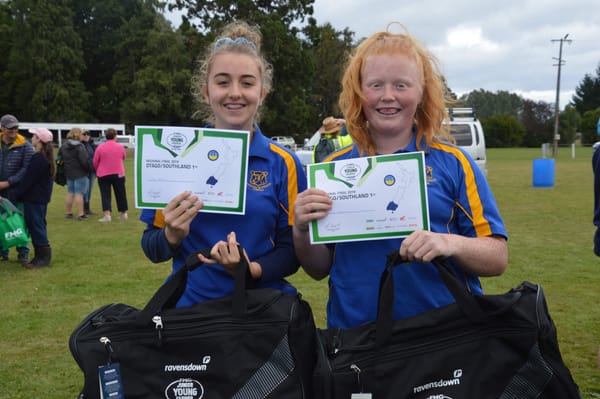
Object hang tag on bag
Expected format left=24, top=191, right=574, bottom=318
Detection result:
left=98, top=363, right=124, bottom=399
left=350, top=364, right=372, bottom=398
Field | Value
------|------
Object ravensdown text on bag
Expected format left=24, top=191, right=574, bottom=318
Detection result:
left=311, top=253, right=582, bottom=399
left=69, top=246, right=317, bottom=399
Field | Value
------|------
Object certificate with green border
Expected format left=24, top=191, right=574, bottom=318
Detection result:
left=134, top=126, right=249, bottom=214
left=308, top=152, right=430, bottom=243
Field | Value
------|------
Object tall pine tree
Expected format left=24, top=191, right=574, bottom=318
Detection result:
left=7, top=0, right=89, bottom=121
left=571, top=63, right=600, bottom=115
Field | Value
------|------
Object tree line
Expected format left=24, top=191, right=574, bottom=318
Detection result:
left=1, top=0, right=599, bottom=147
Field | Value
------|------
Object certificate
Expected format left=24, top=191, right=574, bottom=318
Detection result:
left=308, top=152, right=430, bottom=243
left=134, top=126, right=249, bottom=214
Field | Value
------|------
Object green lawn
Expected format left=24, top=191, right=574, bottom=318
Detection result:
left=0, top=146, right=599, bottom=398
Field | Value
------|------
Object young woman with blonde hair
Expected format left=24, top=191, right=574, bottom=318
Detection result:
left=140, top=21, right=306, bottom=306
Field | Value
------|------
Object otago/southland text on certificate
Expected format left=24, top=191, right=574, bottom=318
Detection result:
left=134, top=126, right=249, bottom=214
left=308, top=152, right=430, bottom=243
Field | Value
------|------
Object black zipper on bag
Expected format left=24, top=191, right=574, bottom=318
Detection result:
left=90, top=304, right=138, bottom=327
left=70, top=304, right=133, bottom=365
left=72, top=291, right=299, bottom=365
left=72, top=317, right=291, bottom=370
left=329, top=326, right=530, bottom=372
left=81, top=315, right=291, bottom=350
left=156, top=293, right=289, bottom=325
left=158, top=317, right=289, bottom=339
left=88, top=289, right=289, bottom=330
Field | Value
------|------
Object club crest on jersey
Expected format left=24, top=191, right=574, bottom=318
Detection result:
left=248, top=170, right=271, bottom=191
left=426, top=166, right=436, bottom=184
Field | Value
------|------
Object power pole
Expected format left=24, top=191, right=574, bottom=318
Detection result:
left=551, top=34, right=572, bottom=158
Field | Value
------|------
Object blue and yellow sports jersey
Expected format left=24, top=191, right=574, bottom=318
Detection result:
left=323, top=133, right=507, bottom=329
left=140, top=126, right=307, bottom=306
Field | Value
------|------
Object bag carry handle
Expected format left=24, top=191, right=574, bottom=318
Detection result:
left=137, top=245, right=255, bottom=325
left=0, top=198, right=23, bottom=217
left=375, top=251, right=489, bottom=348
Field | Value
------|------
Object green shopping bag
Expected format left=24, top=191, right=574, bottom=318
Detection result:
left=0, top=199, right=30, bottom=250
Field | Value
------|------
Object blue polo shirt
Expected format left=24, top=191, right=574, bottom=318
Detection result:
left=140, top=126, right=307, bottom=306
left=322, top=133, right=507, bottom=329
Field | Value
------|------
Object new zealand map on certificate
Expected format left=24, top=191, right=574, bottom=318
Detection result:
left=134, top=126, right=249, bottom=214
left=308, top=152, right=430, bottom=243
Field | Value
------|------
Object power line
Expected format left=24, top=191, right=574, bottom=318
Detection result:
left=551, top=33, right=572, bottom=159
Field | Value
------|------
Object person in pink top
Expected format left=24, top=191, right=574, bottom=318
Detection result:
left=92, top=128, right=128, bottom=222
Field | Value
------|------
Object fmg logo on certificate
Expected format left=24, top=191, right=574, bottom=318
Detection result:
left=307, top=152, right=430, bottom=243
left=134, top=126, right=249, bottom=215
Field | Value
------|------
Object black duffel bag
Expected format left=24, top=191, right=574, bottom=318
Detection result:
left=313, top=251, right=582, bottom=399
left=70, top=246, right=316, bottom=399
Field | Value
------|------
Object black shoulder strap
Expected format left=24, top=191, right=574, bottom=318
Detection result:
left=375, top=251, right=489, bottom=348
left=137, top=246, right=256, bottom=324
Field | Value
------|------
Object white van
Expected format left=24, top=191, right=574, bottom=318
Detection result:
left=94, top=134, right=136, bottom=148
left=115, top=134, right=135, bottom=148
left=297, top=107, right=487, bottom=176
left=447, top=108, right=487, bottom=176
left=271, top=136, right=296, bottom=150
left=295, top=132, right=320, bottom=166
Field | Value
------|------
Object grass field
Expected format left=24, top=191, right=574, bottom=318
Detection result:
left=0, top=146, right=599, bottom=398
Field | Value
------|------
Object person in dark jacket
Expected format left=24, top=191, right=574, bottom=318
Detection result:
left=14, top=128, right=55, bottom=268
left=59, top=127, right=90, bottom=220
left=593, top=144, right=600, bottom=256
left=312, top=116, right=352, bottom=163
left=0, top=114, right=34, bottom=264
left=80, top=130, right=97, bottom=215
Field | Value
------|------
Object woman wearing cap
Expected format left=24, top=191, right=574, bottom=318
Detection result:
left=0, top=113, right=34, bottom=264
left=13, top=128, right=55, bottom=268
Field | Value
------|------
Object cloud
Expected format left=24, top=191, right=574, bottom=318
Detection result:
left=310, top=0, right=600, bottom=108
left=445, top=26, right=500, bottom=52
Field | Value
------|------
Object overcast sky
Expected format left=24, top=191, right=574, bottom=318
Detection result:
left=166, top=0, right=599, bottom=109
left=311, top=0, right=600, bottom=109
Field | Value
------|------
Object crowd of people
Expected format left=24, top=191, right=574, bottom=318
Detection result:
left=0, top=115, right=131, bottom=269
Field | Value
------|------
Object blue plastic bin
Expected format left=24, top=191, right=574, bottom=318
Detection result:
left=532, top=158, right=555, bottom=188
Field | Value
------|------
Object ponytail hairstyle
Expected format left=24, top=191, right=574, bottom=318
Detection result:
left=40, top=141, right=56, bottom=178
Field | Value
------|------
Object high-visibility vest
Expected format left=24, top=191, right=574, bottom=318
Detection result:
left=312, top=133, right=353, bottom=163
